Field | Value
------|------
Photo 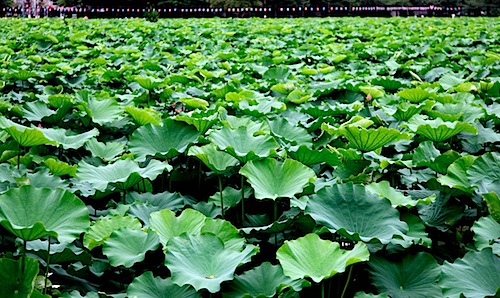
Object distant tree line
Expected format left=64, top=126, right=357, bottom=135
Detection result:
left=1, top=0, right=498, bottom=15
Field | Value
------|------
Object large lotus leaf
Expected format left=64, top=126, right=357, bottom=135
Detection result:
left=208, top=186, right=251, bottom=211
left=41, top=128, right=99, bottom=150
left=263, top=67, right=290, bottom=81
left=22, top=101, right=57, bottom=122
left=44, top=158, right=77, bottom=177
left=240, top=158, right=316, bottom=200
left=165, top=233, right=258, bottom=293
left=385, top=100, right=433, bottom=121
left=84, top=138, right=125, bottom=162
left=83, top=97, right=123, bottom=125
left=440, top=248, right=500, bottom=298
left=26, top=239, right=90, bottom=265
left=223, top=262, right=310, bottom=298
left=150, top=208, right=206, bottom=247
left=287, top=145, right=341, bottom=167
left=129, top=118, right=201, bottom=161
left=306, top=183, right=408, bottom=244
left=417, top=194, right=464, bottom=231
left=83, top=215, right=142, bottom=250
left=406, top=116, right=477, bottom=142
left=366, top=181, right=435, bottom=208
left=0, top=185, right=89, bottom=243
left=437, top=155, right=476, bottom=193
left=467, top=152, right=500, bottom=195
left=276, top=233, right=369, bottom=283
left=209, top=126, right=279, bottom=163
left=125, top=106, right=161, bottom=126
left=77, top=159, right=171, bottom=192
left=340, top=126, right=411, bottom=152
left=359, top=85, right=385, bottom=98
left=127, top=190, right=186, bottom=208
left=472, top=216, right=500, bottom=256
left=175, top=113, right=217, bottom=134
left=397, top=88, right=431, bottom=103
left=127, top=271, right=200, bottom=298
left=267, top=118, right=313, bottom=148
left=103, top=228, right=160, bottom=268
left=0, top=256, right=39, bottom=298
left=368, top=252, right=441, bottom=298
left=0, top=117, right=57, bottom=147
left=201, top=218, right=245, bottom=251
left=187, top=144, right=239, bottom=174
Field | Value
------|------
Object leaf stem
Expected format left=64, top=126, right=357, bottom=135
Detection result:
left=241, top=175, right=245, bottom=225
left=341, top=265, right=354, bottom=298
left=322, top=280, right=325, bottom=298
left=274, top=200, right=278, bottom=245
left=219, top=175, right=224, bottom=218
left=44, top=237, right=51, bottom=294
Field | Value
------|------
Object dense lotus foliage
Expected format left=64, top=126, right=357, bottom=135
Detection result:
left=0, top=16, right=499, bottom=297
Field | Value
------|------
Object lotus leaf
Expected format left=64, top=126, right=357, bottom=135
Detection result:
left=467, top=152, right=500, bottom=195
left=209, top=126, right=279, bottom=163
left=77, top=159, right=171, bottom=192
left=150, top=208, right=206, bottom=247
left=287, top=145, right=341, bottom=167
left=129, top=118, right=201, bottom=161
left=224, top=262, right=310, bottom=298
left=366, top=181, right=435, bottom=208
left=103, top=228, right=160, bottom=268
left=440, top=248, right=500, bottom=298
left=368, top=252, right=441, bottom=298
left=41, top=127, right=99, bottom=150
left=84, top=138, right=125, bottom=162
left=240, top=158, right=316, bottom=200
left=188, top=144, right=239, bottom=174
left=127, top=272, right=200, bottom=298
left=406, top=115, right=477, bottom=142
left=397, top=88, right=431, bottom=102
left=306, top=183, right=408, bottom=244
left=165, top=233, right=258, bottom=293
left=268, top=118, right=312, bottom=148
left=83, top=215, right=142, bottom=250
left=124, top=106, right=161, bottom=126
left=276, top=233, right=369, bottom=283
left=0, top=185, right=89, bottom=243
left=472, top=216, right=500, bottom=256
left=437, top=155, right=477, bottom=193
left=0, top=256, right=39, bottom=298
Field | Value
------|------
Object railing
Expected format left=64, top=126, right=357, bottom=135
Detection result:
left=0, top=5, right=464, bottom=18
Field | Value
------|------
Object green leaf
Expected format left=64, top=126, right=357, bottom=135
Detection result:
left=124, top=106, right=161, bottom=126
left=366, top=181, right=435, bottom=208
left=103, top=228, right=160, bottom=268
left=306, top=183, right=408, bottom=244
left=263, top=67, right=290, bottom=81
left=397, top=88, right=431, bottom=103
left=472, top=216, right=500, bottom=256
left=440, top=249, right=500, bottom=298
left=437, top=155, right=477, bottom=193
left=42, top=128, right=99, bottom=150
left=467, top=152, right=500, bottom=195
left=240, top=158, right=316, bottom=200
left=83, top=215, right=142, bottom=251
left=368, top=252, right=441, bottom=298
left=287, top=145, right=341, bottom=167
left=165, top=233, right=258, bottom=293
left=84, top=138, right=125, bottom=162
left=0, top=185, right=89, bottom=243
left=129, top=119, right=201, bottom=161
left=188, top=144, right=239, bottom=174
left=268, top=118, right=312, bottom=148
left=22, top=101, right=56, bottom=122
left=209, top=126, right=279, bottom=163
left=150, top=208, right=206, bottom=247
left=483, top=192, right=500, bottom=224
left=180, top=97, right=209, bottom=110
left=417, top=194, right=464, bottom=231
left=359, top=86, right=385, bottom=98
left=406, top=116, right=477, bottom=142
left=127, top=272, right=200, bottom=298
left=77, top=159, right=171, bottom=192
left=84, top=97, right=122, bottom=125
left=224, top=262, right=310, bottom=298
left=391, top=213, right=432, bottom=248
left=208, top=186, right=250, bottom=211
left=201, top=218, right=245, bottom=251
left=44, top=158, right=77, bottom=177
left=277, top=233, right=369, bottom=283
left=0, top=257, right=39, bottom=298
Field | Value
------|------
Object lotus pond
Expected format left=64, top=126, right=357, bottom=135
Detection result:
left=0, top=16, right=499, bottom=297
